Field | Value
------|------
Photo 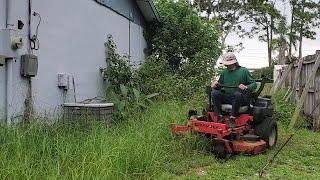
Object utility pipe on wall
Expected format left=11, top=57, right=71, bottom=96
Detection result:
left=0, top=0, right=10, bottom=124
left=129, top=20, right=131, bottom=60
left=5, top=0, right=8, bottom=28
left=0, top=0, right=6, bottom=29
left=5, top=58, right=13, bottom=125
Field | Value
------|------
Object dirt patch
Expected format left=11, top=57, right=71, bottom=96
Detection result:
left=193, top=166, right=211, bottom=176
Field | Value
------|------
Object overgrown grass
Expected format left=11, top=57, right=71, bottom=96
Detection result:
left=0, top=95, right=319, bottom=179
left=273, top=90, right=309, bottom=128
left=0, top=101, right=210, bottom=179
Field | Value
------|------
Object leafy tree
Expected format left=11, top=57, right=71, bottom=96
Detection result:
left=272, top=18, right=287, bottom=64
left=193, top=0, right=254, bottom=48
left=251, top=66, right=274, bottom=79
left=291, top=0, right=320, bottom=58
left=193, top=0, right=268, bottom=48
left=272, top=17, right=298, bottom=64
left=288, top=0, right=297, bottom=59
left=142, top=0, right=222, bottom=99
left=192, top=0, right=282, bottom=67
left=248, top=0, right=282, bottom=67
left=148, top=0, right=221, bottom=71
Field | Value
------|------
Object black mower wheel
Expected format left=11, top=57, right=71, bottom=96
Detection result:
left=188, top=109, right=198, bottom=119
left=254, top=117, right=278, bottom=148
left=213, top=144, right=229, bottom=159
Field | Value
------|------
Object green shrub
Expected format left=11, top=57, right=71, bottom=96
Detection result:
left=252, top=66, right=274, bottom=79
left=137, top=0, right=221, bottom=100
left=136, top=55, right=218, bottom=100
left=103, top=35, right=133, bottom=90
left=135, top=55, right=169, bottom=96
left=102, top=36, right=158, bottom=120
left=147, top=0, right=221, bottom=71
left=102, top=0, right=222, bottom=115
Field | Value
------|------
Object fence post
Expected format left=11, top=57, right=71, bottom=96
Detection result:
left=284, top=58, right=304, bottom=102
left=290, top=53, right=320, bottom=128
left=315, top=104, right=320, bottom=131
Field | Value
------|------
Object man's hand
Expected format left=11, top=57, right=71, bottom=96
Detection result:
left=239, top=84, right=248, bottom=90
left=211, top=81, right=219, bottom=89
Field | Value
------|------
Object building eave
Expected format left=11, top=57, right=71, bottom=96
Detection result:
left=136, top=0, right=160, bottom=23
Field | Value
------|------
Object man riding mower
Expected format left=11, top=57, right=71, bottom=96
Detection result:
left=171, top=53, right=278, bottom=159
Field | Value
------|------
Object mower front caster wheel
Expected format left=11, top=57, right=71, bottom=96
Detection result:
left=213, top=144, right=230, bottom=159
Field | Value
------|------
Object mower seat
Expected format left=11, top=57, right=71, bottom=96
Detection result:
left=221, top=104, right=249, bottom=113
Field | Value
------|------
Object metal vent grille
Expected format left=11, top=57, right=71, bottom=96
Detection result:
left=63, top=103, right=114, bottom=127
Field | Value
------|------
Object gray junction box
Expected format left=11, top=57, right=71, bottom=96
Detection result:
left=20, top=54, right=38, bottom=77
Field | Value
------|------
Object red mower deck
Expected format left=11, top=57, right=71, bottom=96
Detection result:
left=172, top=112, right=267, bottom=156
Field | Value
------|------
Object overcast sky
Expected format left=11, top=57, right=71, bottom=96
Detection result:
left=223, top=0, right=320, bottom=69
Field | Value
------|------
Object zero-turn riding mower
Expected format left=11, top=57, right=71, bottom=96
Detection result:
left=171, top=76, right=277, bottom=159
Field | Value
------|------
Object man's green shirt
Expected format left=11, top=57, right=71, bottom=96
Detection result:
left=218, top=66, right=257, bottom=94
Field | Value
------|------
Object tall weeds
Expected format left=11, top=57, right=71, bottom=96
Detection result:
left=0, top=102, right=211, bottom=179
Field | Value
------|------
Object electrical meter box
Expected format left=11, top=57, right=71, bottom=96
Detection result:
left=58, top=73, right=70, bottom=90
left=0, top=57, right=5, bottom=66
left=20, top=54, right=38, bottom=77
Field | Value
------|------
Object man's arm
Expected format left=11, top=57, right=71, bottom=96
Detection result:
left=218, top=71, right=224, bottom=84
left=211, top=71, right=224, bottom=88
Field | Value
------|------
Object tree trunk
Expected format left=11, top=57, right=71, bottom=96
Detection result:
left=270, top=15, right=274, bottom=66
left=299, top=28, right=303, bottom=59
left=289, top=3, right=295, bottom=59
left=268, top=44, right=272, bottom=67
left=279, top=45, right=286, bottom=64
left=267, top=26, right=271, bottom=67
left=298, top=7, right=305, bottom=59
left=221, top=34, right=227, bottom=49
left=266, top=15, right=272, bottom=67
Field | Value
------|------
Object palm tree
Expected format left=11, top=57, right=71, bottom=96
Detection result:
left=272, top=18, right=298, bottom=64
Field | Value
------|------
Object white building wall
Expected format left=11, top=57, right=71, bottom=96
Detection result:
left=0, top=0, right=6, bottom=28
left=130, top=22, right=147, bottom=67
left=1, top=0, right=148, bottom=122
left=0, top=0, right=30, bottom=123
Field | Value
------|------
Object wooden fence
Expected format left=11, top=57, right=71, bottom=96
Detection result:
left=277, top=50, right=320, bottom=130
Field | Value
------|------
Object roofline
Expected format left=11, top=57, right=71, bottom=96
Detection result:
left=93, top=0, right=131, bottom=21
left=147, top=0, right=161, bottom=22
left=136, top=0, right=161, bottom=23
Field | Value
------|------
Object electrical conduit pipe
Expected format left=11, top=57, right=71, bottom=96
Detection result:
left=0, top=0, right=7, bottom=29
left=0, top=0, right=14, bottom=124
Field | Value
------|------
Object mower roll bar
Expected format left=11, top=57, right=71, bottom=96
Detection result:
left=252, top=75, right=273, bottom=99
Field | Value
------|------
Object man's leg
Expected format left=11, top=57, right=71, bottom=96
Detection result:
left=231, top=91, right=250, bottom=117
left=211, top=90, right=229, bottom=116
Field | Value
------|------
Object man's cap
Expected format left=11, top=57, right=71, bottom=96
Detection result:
left=220, top=52, right=238, bottom=65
